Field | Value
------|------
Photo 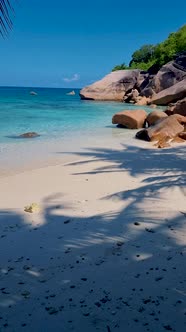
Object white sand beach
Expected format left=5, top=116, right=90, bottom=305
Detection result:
left=0, top=138, right=186, bottom=332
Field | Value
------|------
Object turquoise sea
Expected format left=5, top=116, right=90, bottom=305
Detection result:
left=0, top=87, right=119, bottom=142
left=0, top=87, right=153, bottom=173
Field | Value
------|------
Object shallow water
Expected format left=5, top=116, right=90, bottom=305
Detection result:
left=0, top=87, right=153, bottom=173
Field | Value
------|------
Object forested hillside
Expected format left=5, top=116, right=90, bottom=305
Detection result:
left=112, top=25, right=186, bottom=71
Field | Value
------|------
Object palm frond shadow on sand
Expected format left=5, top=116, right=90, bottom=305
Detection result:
left=0, top=143, right=186, bottom=331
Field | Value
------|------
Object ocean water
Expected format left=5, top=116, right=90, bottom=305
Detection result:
left=0, top=87, right=153, bottom=173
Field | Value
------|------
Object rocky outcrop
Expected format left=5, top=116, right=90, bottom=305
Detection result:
left=136, top=114, right=186, bottom=146
left=111, top=104, right=186, bottom=148
left=112, top=110, right=147, bottom=129
left=165, top=97, right=186, bottom=116
left=80, top=70, right=148, bottom=101
left=80, top=53, right=186, bottom=105
left=151, top=79, right=186, bottom=105
left=141, top=53, right=186, bottom=97
left=123, top=89, right=150, bottom=105
left=146, top=110, right=168, bottom=126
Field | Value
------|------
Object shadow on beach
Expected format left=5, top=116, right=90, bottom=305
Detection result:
left=0, top=144, right=186, bottom=331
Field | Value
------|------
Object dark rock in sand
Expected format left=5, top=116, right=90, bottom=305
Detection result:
left=19, top=132, right=40, bottom=138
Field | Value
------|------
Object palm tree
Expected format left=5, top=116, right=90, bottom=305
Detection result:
left=0, top=0, right=15, bottom=37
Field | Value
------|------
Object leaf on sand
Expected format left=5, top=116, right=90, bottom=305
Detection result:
left=24, top=203, right=40, bottom=213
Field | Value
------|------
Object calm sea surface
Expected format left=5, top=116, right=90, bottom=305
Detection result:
left=0, top=87, right=153, bottom=173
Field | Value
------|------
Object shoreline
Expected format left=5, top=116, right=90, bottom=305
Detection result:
left=0, top=129, right=150, bottom=177
left=1, top=129, right=185, bottom=178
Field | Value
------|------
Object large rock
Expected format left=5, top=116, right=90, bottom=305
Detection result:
left=141, top=53, right=186, bottom=96
left=166, top=97, right=186, bottom=116
left=112, top=109, right=147, bottom=129
left=136, top=114, right=186, bottom=142
left=80, top=70, right=147, bottom=101
left=151, top=79, right=186, bottom=105
left=146, top=110, right=168, bottom=126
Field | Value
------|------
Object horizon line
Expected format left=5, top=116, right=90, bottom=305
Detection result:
left=0, top=85, right=82, bottom=90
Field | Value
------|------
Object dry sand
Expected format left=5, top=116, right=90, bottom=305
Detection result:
left=0, top=139, right=186, bottom=332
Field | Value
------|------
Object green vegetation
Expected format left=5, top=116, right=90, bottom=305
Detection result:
left=112, top=25, right=186, bottom=72
left=112, top=63, right=129, bottom=71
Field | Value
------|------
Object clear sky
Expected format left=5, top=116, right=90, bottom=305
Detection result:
left=0, top=0, right=186, bottom=88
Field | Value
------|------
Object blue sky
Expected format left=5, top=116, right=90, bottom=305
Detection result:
left=0, top=0, right=186, bottom=88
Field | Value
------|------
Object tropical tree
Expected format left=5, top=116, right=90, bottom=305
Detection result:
left=0, top=0, right=15, bottom=37
left=112, top=63, right=129, bottom=71
left=173, top=25, right=186, bottom=53
left=129, top=44, right=156, bottom=67
left=112, top=24, right=186, bottom=72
